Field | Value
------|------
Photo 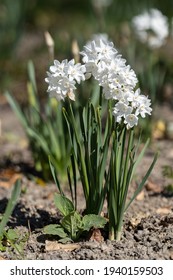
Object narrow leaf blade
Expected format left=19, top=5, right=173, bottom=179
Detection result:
left=125, top=152, right=158, bottom=211
left=0, top=179, right=21, bottom=237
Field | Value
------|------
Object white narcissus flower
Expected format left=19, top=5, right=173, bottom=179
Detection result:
left=115, top=102, right=132, bottom=114
left=132, top=8, right=169, bottom=48
left=135, top=96, right=152, bottom=118
left=66, top=59, right=86, bottom=83
left=80, top=39, right=117, bottom=67
left=127, top=88, right=145, bottom=108
left=112, top=101, right=133, bottom=125
left=124, top=114, right=138, bottom=129
left=121, top=65, right=138, bottom=88
left=49, top=59, right=67, bottom=76
left=45, top=59, right=86, bottom=101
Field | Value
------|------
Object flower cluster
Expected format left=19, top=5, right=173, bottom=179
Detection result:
left=132, top=9, right=169, bottom=48
left=80, top=38, right=152, bottom=129
left=80, top=39, right=138, bottom=97
left=45, top=59, right=86, bottom=101
left=112, top=89, right=152, bottom=129
left=46, top=37, right=152, bottom=129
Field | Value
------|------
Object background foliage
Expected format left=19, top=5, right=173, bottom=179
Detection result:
left=0, top=0, right=173, bottom=177
left=0, top=0, right=172, bottom=97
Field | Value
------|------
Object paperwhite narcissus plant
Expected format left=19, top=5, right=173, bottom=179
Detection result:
left=45, top=37, right=157, bottom=241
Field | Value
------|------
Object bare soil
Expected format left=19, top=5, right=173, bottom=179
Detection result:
left=0, top=102, right=173, bottom=260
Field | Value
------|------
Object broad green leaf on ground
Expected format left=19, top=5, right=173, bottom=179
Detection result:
left=61, top=211, right=82, bottom=237
left=82, top=214, right=107, bottom=231
left=6, top=229, right=18, bottom=240
left=54, top=193, right=74, bottom=217
left=43, top=224, right=67, bottom=238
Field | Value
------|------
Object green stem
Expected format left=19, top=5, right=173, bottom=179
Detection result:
left=109, top=226, right=115, bottom=241
left=99, top=87, right=103, bottom=108
left=116, top=230, right=121, bottom=241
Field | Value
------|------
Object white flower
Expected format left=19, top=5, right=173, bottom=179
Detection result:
left=45, top=59, right=86, bottom=101
left=80, top=39, right=117, bottom=66
left=103, top=86, right=123, bottom=100
left=127, top=88, right=142, bottom=108
left=116, top=102, right=132, bottom=115
left=66, top=59, right=86, bottom=83
left=112, top=101, right=133, bottom=125
left=120, top=65, right=138, bottom=88
left=49, top=59, right=67, bottom=76
left=132, top=8, right=169, bottom=48
left=124, top=114, right=138, bottom=129
left=135, top=95, right=152, bottom=118
left=59, top=77, right=76, bottom=93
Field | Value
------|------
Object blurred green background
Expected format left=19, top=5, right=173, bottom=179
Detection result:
left=0, top=0, right=173, bottom=180
left=0, top=0, right=173, bottom=104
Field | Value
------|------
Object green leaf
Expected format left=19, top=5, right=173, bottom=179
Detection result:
left=0, top=241, right=6, bottom=252
left=27, top=81, right=39, bottom=112
left=0, top=179, right=21, bottom=238
left=82, top=214, right=107, bottom=231
left=49, top=158, right=63, bottom=195
left=54, top=193, right=74, bottom=217
left=27, top=127, right=50, bottom=154
left=6, top=229, right=18, bottom=241
left=125, top=152, right=158, bottom=212
left=131, top=138, right=150, bottom=179
left=43, top=224, right=67, bottom=238
left=14, top=243, right=25, bottom=254
left=4, top=91, right=28, bottom=129
left=27, top=60, right=38, bottom=97
left=61, top=211, right=82, bottom=239
left=64, top=102, right=90, bottom=201
left=70, top=154, right=77, bottom=210
left=46, top=122, right=61, bottom=161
